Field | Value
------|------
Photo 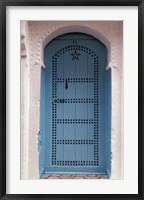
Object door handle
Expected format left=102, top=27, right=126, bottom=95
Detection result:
left=65, top=78, right=68, bottom=89
left=53, top=99, right=65, bottom=103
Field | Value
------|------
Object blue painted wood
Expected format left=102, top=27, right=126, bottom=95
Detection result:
left=39, top=33, right=111, bottom=176
left=39, top=68, right=46, bottom=177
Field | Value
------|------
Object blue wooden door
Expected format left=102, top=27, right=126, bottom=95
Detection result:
left=39, top=33, right=111, bottom=177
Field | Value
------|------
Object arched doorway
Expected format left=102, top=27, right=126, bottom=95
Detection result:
left=39, top=33, right=111, bottom=177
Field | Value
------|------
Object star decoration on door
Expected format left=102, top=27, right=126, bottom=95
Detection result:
left=71, top=50, right=81, bottom=60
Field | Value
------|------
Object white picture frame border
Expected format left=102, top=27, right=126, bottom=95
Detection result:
left=6, top=6, right=138, bottom=194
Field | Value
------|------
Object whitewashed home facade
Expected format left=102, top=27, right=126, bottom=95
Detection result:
left=21, top=21, right=123, bottom=179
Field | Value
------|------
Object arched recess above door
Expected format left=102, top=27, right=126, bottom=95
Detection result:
left=41, top=25, right=111, bottom=69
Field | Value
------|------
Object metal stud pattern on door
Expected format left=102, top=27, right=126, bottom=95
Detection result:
left=39, top=33, right=111, bottom=176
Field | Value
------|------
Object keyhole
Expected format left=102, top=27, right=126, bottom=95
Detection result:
left=65, top=78, right=68, bottom=89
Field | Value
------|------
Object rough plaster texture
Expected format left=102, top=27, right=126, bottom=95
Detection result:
left=21, top=21, right=123, bottom=179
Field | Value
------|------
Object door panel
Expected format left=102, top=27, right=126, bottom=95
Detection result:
left=39, top=33, right=111, bottom=176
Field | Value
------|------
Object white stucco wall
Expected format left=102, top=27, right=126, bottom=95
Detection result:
left=21, top=21, right=123, bottom=179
